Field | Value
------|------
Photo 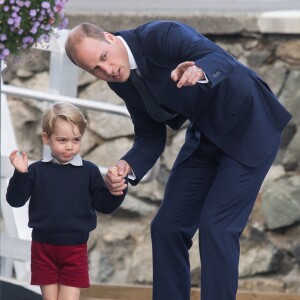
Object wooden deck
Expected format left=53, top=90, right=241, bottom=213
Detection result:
left=81, top=284, right=300, bottom=300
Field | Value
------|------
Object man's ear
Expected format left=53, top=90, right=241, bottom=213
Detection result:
left=42, top=132, right=49, bottom=144
left=104, top=31, right=114, bottom=42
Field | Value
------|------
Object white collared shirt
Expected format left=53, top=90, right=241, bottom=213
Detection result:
left=117, top=36, right=137, bottom=70
left=42, top=153, right=83, bottom=166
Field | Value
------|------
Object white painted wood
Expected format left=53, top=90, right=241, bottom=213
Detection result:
left=0, top=87, right=31, bottom=280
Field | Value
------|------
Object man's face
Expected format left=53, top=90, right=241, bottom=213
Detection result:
left=73, top=33, right=130, bottom=82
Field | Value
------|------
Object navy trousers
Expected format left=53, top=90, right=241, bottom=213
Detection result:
left=151, top=134, right=280, bottom=300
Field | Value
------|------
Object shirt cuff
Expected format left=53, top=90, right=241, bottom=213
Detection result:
left=128, top=169, right=136, bottom=180
left=197, top=70, right=209, bottom=84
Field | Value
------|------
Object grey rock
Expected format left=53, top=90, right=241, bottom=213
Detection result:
left=262, top=176, right=300, bottom=229
left=283, top=128, right=300, bottom=171
left=239, top=230, right=280, bottom=277
left=83, top=137, right=133, bottom=168
left=117, top=194, right=158, bottom=217
left=275, top=39, right=300, bottom=65
left=79, top=79, right=124, bottom=105
left=87, top=110, right=134, bottom=139
left=258, top=61, right=288, bottom=96
left=280, top=70, right=300, bottom=126
left=130, top=179, right=165, bottom=202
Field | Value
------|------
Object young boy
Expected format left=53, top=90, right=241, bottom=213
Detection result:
left=6, top=102, right=127, bottom=300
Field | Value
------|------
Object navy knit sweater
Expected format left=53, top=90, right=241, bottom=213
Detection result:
left=6, top=160, right=127, bottom=245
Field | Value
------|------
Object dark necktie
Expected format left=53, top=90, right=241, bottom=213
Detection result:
left=130, top=69, right=177, bottom=122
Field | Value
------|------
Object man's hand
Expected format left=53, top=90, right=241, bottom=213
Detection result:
left=9, top=150, right=28, bottom=173
left=171, top=61, right=205, bottom=88
left=105, top=160, right=131, bottom=196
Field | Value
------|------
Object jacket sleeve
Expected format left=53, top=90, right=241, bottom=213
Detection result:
left=91, top=166, right=127, bottom=214
left=108, top=82, right=167, bottom=185
left=6, top=169, right=33, bottom=207
left=143, top=21, right=237, bottom=89
left=121, top=101, right=166, bottom=185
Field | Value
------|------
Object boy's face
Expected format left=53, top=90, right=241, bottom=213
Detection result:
left=42, top=118, right=82, bottom=164
left=73, top=33, right=131, bottom=82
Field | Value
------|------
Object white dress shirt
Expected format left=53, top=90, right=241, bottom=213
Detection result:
left=42, top=152, right=83, bottom=166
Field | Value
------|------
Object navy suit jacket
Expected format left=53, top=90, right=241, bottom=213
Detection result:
left=108, top=21, right=292, bottom=185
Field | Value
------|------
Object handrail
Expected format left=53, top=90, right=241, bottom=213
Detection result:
left=2, top=84, right=130, bottom=117
left=1, top=84, right=160, bottom=182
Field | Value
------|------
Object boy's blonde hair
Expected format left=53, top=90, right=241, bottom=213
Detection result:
left=42, top=102, right=88, bottom=137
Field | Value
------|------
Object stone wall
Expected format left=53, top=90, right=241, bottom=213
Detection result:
left=2, top=31, right=300, bottom=293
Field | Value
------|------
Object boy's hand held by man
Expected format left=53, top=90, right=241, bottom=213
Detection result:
left=105, top=160, right=130, bottom=196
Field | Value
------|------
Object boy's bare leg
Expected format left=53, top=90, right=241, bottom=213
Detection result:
left=40, top=284, right=80, bottom=300
left=58, top=285, right=81, bottom=300
left=41, top=284, right=59, bottom=300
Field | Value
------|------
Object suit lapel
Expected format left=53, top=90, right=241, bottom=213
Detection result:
left=115, top=30, right=187, bottom=129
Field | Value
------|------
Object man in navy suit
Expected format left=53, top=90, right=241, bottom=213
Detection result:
left=65, top=21, right=292, bottom=300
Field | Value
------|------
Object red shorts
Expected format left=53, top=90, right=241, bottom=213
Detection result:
left=31, top=241, right=90, bottom=288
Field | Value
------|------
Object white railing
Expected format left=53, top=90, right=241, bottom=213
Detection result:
left=2, top=84, right=130, bottom=117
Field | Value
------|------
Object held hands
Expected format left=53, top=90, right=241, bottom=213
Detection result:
left=105, top=160, right=131, bottom=196
left=171, top=61, right=205, bottom=88
left=9, top=150, right=28, bottom=173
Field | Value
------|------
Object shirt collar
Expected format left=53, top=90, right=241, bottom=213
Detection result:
left=117, top=35, right=137, bottom=70
left=42, top=153, right=83, bottom=166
